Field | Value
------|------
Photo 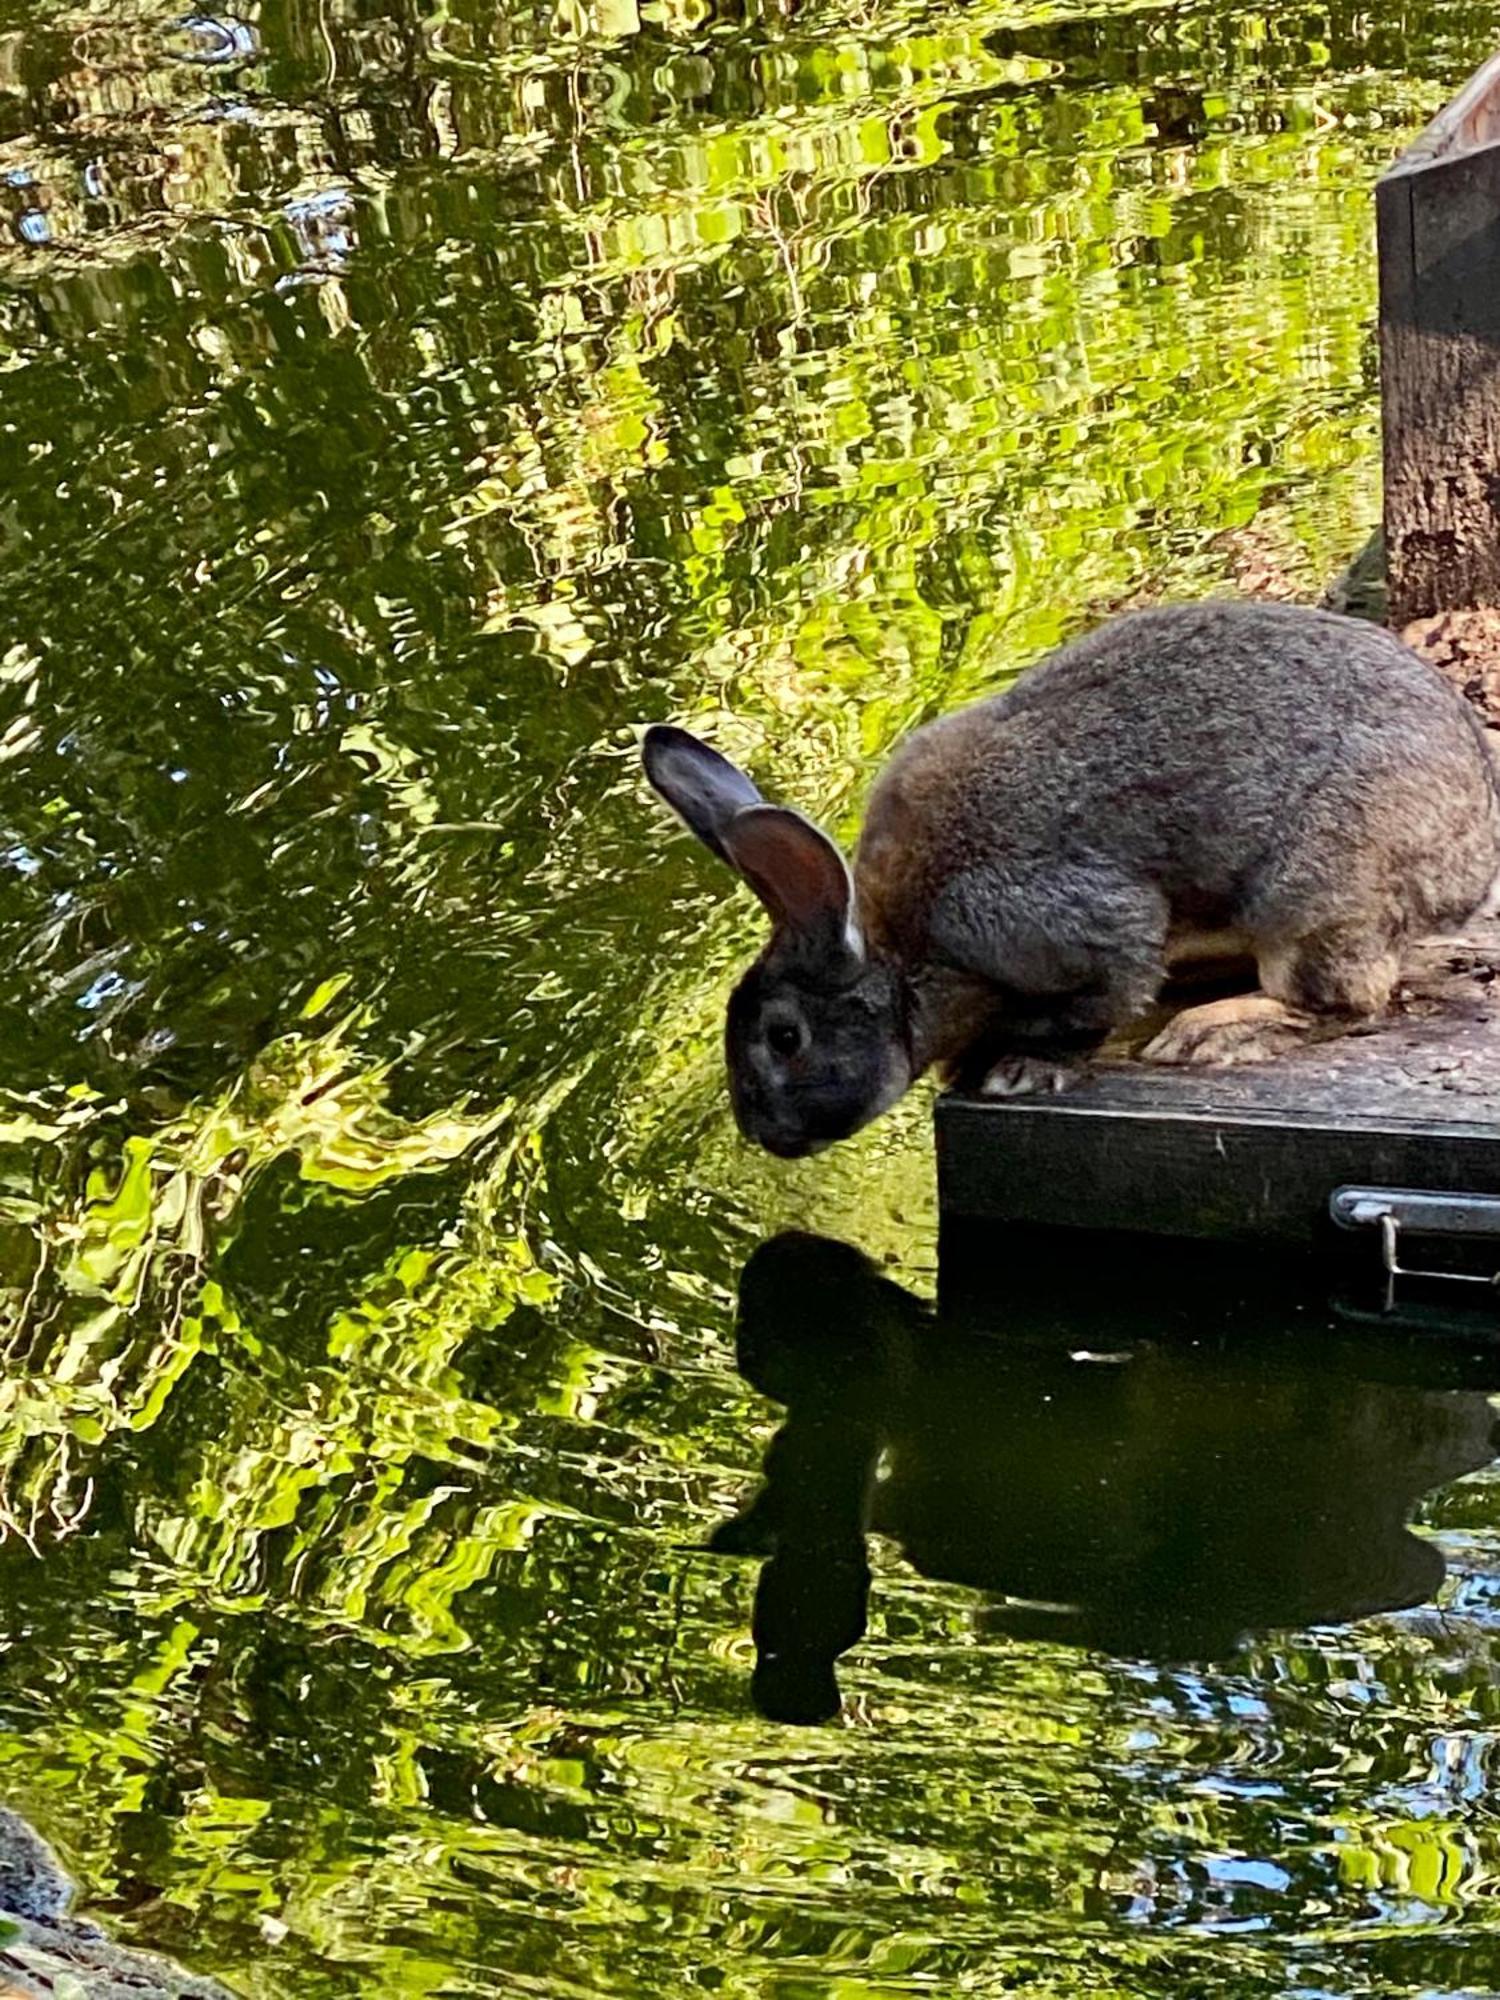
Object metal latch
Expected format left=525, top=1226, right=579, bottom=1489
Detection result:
left=1330, top=1187, right=1500, bottom=1309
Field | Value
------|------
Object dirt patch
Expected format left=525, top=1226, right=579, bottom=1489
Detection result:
left=1214, top=522, right=1306, bottom=602
left=1401, top=606, right=1500, bottom=728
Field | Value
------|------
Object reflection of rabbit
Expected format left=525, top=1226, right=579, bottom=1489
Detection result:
left=716, top=1231, right=1500, bottom=1721
left=644, top=601, right=1500, bottom=1156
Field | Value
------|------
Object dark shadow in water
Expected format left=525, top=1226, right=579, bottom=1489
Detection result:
left=712, top=1233, right=1500, bottom=1723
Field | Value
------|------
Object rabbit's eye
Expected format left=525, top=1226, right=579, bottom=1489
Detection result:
left=766, top=1019, right=804, bottom=1058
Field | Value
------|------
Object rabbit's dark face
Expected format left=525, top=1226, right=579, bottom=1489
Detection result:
left=726, top=955, right=910, bottom=1157
left=642, top=724, right=909, bottom=1152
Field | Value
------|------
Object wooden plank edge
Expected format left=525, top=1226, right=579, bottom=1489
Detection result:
left=937, top=1093, right=1500, bottom=1143
left=935, top=1095, right=1500, bottom=1249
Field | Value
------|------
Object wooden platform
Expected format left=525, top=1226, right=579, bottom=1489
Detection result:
left=936, top=925, right=1500, bottom=1258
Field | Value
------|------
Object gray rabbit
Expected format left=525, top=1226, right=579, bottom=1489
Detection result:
left=643, top=599, right=1500, bottom=1157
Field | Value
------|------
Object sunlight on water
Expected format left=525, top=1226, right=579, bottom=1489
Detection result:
left=0, top=0, right=1499, bottom=1991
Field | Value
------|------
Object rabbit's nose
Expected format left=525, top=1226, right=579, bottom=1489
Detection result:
left=759, top=1128, right=832, bottom=1160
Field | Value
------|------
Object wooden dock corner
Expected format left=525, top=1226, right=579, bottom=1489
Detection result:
left=937, top=928, right=1500, bottom=1261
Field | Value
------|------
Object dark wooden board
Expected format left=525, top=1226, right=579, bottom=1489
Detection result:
left=1379, top=49, right=1500, bottom=626
left=936, top=924, right=1500, bottom=1250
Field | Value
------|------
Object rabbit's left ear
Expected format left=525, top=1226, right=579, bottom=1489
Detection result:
left=642, top=724, right=763, bottom=865
left=722, top=804, right=863, bottom=966
left=643, top=725, right=862, bottom=969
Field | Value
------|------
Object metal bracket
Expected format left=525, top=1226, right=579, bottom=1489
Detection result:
left=1330, top=1186, right=1500, bottom=1310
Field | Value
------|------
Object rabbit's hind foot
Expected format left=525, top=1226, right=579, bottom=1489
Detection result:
left=1140, top=993, right=1315, bottom=1069
left=978, top=1054, right=1077, bottom=1097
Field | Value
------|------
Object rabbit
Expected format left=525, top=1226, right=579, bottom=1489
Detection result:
left=643, top=598, right=1500, bottom=1157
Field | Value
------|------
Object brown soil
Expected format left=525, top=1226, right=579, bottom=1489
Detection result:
left=1401, top=606, right=1500, bottom=729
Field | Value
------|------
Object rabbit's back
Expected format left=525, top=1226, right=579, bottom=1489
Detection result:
left=857, top=599, right=1500, bottom=964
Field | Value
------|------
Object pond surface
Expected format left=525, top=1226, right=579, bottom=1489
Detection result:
left=3, top=0, right=1500, bottom=1991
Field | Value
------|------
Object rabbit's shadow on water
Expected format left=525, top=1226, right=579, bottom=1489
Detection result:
left=711, top=1233, right=1500, bottom=1723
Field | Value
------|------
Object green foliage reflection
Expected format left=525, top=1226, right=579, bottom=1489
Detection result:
left=0, top=0, right=1497, bottom=1992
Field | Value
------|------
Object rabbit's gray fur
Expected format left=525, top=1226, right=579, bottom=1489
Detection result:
left=644, top=599, right=1500, bottom=1156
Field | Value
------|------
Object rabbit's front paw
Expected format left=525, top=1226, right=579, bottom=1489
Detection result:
left=979, top=1054, right=1075, bottom=1098
left=1141, top=993, right=1313, bottom=1068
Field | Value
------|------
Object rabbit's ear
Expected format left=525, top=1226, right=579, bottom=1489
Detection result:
left=722, top=804, right=863, bottom=965
left=642, top=724, right=764, bottom=865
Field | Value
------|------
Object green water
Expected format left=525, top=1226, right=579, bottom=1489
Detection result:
left=3, top=0, right=1500, bottom=1990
